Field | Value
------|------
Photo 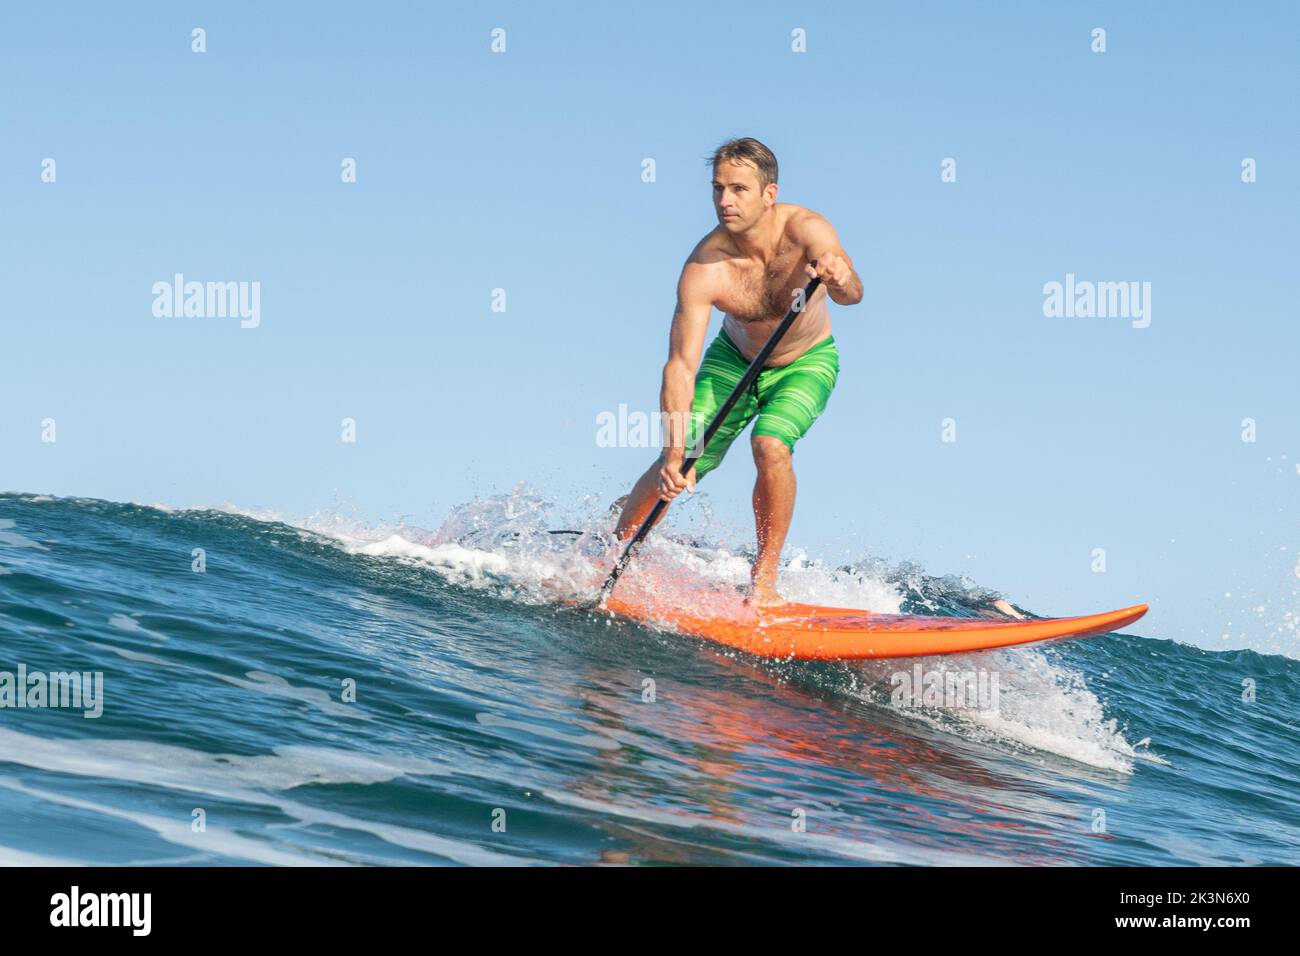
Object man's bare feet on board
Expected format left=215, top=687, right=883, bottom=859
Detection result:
left=744, top=582, right=787, bottom=610
left=992, top=599, right=1026, bottom=620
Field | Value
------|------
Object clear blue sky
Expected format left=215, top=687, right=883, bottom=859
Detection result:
left=2, top=2, right=1297, bottom=656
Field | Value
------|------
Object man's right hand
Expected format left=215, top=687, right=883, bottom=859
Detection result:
left=658, top=451, right=697, bottom=501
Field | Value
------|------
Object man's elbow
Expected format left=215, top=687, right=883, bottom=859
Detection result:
left=835, top=285, right=865, bottom=307
left=848, top=275, right=866, bottom=305
left=662, top=356, right=692, bottom=384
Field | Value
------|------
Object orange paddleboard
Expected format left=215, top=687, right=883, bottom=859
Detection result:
left=602, top=595, right=1149, bottom=660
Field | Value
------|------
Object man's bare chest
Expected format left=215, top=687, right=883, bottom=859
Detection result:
left=717, top=248, right=806, bottom=323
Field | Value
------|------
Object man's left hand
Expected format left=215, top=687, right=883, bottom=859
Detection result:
left=806, top=253, right=853, bottom=294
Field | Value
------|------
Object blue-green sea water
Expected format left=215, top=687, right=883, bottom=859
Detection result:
left=1, top=490, right=1297, bottom=865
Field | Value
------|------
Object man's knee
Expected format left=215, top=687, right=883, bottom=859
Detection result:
left=751, top=434, right=793, bottom=469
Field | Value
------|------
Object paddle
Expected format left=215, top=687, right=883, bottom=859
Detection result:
left=598, top=261, right=823, bottom=604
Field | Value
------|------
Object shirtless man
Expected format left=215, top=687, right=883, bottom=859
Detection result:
left=613, top=137, right=864, bottom=606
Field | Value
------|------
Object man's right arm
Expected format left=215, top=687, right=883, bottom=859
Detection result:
left=658, top=261, right=713, bottom=498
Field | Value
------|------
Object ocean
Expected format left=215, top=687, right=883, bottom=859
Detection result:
left=1, top=489, right=1297, bottom=866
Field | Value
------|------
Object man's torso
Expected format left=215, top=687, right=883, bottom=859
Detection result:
left=695, top=203, right=832, bottom=367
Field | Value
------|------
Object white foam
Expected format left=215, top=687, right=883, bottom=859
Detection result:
left=87, top=643, right=177, bottom=667
left=107, top=613, right=169, bottom=643
left=0, top=844, right=86, bottom=866
left=542, top=787, right=1007, bottom=866
left=0, top=728, right=536, bottom=866
left=0, top=517, right=48, bottom=575
left=219, top=670, right=370, bottom=722
left=856, top=647, right=1165, bottom=774
left=357, top=536, right=514, bottom=578
left=0, top=777, right=343, bottom=866
left=0, top=519, right=48, bottom=550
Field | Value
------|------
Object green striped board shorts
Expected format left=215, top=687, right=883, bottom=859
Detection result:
left=683, top=328, right=839, bottom=481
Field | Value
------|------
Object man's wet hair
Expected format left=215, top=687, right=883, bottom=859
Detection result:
left=708, top=137, right=778, bottom=190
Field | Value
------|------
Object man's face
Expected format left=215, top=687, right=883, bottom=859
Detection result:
left=712, top=160, right=774, bottom=231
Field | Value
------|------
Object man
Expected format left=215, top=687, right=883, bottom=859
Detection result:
left=614, top=137, right=864, bottom=606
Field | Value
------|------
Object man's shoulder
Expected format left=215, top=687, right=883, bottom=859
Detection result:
left=781, top=204, right=830, bottom=240
left=674, top=232, right=730, bottom=306
left=684, top=228, right=731, bottom=267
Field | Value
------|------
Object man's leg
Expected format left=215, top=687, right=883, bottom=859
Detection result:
left=749, top=434, right=796, bottom=606
left=612, top=342, right=756, bottom=540
left=614, top=456, right=668, bottom=539
left=745, top=335, right=839, bottom=606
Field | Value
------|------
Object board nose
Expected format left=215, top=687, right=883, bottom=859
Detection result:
left=1116, top=604, right=1149, bottom=624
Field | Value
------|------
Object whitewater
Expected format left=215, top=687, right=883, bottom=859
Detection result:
left=0, top=489, right=1296, bottom=865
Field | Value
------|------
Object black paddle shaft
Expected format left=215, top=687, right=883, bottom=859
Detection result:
left=599, top=263, right=824, bottom=603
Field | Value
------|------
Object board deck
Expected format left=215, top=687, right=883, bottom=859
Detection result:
left=601, top=595, right=1149, bottom=660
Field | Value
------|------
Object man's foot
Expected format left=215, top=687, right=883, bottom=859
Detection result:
left=992, top=598, right=1026, bottom=620
left=744, top=585, right=787, bottom=609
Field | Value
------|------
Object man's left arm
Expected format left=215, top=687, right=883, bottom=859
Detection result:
left=798, top=213, right=864, bottom=306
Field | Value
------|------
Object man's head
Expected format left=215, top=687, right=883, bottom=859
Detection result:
left=708, top=137, right=778, bottom=231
